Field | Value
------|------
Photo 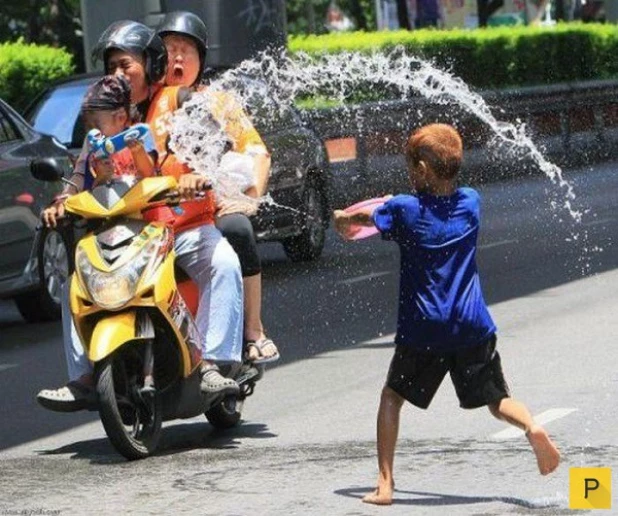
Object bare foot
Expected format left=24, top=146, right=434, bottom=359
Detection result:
left=527, top=425, right=561, bottom=475
left=362, top=481, right=394, bottom=505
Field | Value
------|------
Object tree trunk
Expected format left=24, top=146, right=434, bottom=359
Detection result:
left=348, top=0, right=368, bottom=29
left=27, top=0, right=42, bottom=42
left=306, top=0, right=317, bottom=33
left=477, top=0, right=504, bottom=26
left=395, top=0, right=412, bottom=29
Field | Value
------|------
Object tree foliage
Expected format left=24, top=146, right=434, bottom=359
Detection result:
left=0, top=41, right=75, bottom=110
left=0, top=0, right=83, bottom=72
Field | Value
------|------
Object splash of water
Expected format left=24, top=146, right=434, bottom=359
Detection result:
left=170, top=48, right=584, bottom=223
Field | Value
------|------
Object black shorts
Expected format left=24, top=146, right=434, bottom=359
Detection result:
left=386, top=335, right=510, bottom=410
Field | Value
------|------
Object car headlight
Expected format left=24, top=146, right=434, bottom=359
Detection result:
left=76, top=232, right=167, bottom=310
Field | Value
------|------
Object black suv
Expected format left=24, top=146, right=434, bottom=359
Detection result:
left=24, top=74, right=331, bottom=262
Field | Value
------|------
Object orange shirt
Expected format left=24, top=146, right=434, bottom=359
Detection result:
left=146, top=86, right=215, bottom=231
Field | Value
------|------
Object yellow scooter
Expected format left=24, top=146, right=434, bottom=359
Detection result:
left=31, top=158, right=262, bottom=460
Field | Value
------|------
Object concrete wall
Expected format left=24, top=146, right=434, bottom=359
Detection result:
left=79, top=0, right=286, bottom=72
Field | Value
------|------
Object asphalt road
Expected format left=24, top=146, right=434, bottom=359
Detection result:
left=0, top=161, right=617, bottom=515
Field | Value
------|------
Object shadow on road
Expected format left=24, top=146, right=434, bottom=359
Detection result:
left=334, top=487, right=562, bottom=509
left=32, top=421, right=276, bottom=463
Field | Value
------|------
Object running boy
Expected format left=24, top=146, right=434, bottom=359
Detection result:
left=333, top=124, right=560, bottom=506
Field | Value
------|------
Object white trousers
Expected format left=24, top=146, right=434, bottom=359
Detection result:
left=63, top=224, right=243, bottom=382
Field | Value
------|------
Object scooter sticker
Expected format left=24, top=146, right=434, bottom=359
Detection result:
left=168, top=293, right=202, bottom=365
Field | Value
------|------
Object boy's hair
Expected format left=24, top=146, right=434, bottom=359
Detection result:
left=405, top=124, right=463, bottom=180
left=81, top=75, right=131, bottom=116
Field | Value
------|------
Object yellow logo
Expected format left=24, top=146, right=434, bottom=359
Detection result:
left=569, top=468, right=612, bottom=509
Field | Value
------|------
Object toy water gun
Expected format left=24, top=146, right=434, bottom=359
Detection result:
left=342, top=196, right=391, bottom=240
left=87, top=123, right=151, bottom=159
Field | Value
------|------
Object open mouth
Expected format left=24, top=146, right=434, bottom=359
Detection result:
left=173, top=65, right=184, bottom=80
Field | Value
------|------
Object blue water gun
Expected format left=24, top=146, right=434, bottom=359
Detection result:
left=87, top=123, right=151, bottom=159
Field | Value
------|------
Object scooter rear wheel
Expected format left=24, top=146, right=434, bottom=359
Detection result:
left=205, top=395, right=241, bottom=429
left=96, top=352, right=162, bottom=460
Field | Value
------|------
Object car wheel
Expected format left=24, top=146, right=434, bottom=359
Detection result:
left=282, top=178, right=326, bottom=262
left=15, top=227, right=73, bottom=323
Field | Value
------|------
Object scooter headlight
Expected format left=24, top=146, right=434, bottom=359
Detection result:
left=76, top=233, right=166, bottom=310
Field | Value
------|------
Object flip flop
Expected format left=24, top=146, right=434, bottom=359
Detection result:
left=245, top=338, right=280, bottom=365
left=36, top=381, right=97, bottom=413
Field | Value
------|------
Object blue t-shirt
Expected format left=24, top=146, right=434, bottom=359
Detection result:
left=373, top=188, right=496, bottom=350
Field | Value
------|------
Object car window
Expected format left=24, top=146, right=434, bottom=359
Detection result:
left=0, top=110, right=19, bottom=143
left=28, top=83, right=88, bottom=147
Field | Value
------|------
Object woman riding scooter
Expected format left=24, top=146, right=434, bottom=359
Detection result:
left=37, top=21, right=245, bottom=411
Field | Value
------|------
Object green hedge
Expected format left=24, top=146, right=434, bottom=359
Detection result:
left=289, top=23, right=618, bottom=91
left=0, top=40, right=74, bottom=111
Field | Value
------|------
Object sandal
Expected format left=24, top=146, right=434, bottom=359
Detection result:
left=36, top=381, right=97, bottom=413
left=245, top=337, right=280, bottom=365
left=200, top=364, right=240, bottom=395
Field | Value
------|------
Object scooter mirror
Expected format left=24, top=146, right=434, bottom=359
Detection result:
left=30, top=157, right=64, bottom=182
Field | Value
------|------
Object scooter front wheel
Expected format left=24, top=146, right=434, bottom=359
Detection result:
left=96, top=353, right=162, bottom=460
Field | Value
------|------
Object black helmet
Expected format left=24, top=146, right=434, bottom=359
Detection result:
left=157, top=11, right=208, bottom=78
left=92, top=20, right=167, bottom=85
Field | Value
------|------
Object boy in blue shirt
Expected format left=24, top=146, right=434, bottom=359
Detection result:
left=334, top=124, right=560, bottom=506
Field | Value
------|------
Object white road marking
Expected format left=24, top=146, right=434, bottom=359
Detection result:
left=478, top=239, right=518, bottom=250
left=360, top=333, right=397, bottom=346
left=581, top=217, right=613, bottom=227
left=0, top=364, right=18, bottom=373
left=491, top=408, right=578, bottom=440
left=339, top=271, right=392, bottom=286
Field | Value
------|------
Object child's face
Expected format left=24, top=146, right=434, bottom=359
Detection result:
left=164, top=34, right=200, bottom=87
left=84, top=110, right=128, bottom=138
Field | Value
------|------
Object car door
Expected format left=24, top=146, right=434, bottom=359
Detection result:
left=0, top=106, right=40, bottom=281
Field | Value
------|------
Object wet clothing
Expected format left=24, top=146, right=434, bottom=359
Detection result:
left=374, top=187, right=508, bottom=410
left=373, top=188, right=496, bottom=351
left=147, top=86, right=216, bottom=231
left=386, top=334, right=510, bottom=409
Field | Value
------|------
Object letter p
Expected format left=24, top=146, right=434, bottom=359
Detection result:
left=585, top=478, right=599, bottom=499
left=570, top=468, right=612, bottom=509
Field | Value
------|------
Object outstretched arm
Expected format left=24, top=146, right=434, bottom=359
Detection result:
left=127, top=140, right=156, bottom=178
left=333, top=206, right=376, bottom=240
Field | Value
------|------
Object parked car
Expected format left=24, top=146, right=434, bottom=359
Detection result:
left=0, top=97, right=73, bottom=322
left=24, top=74, right=331, bottom=262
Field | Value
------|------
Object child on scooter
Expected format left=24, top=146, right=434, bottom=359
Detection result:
left=42, top=75, right=157, bottom=228
left=333, top=123, right=561, bottom=506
